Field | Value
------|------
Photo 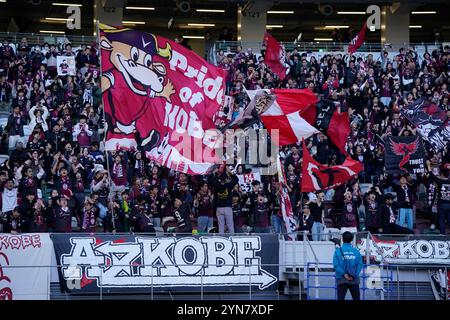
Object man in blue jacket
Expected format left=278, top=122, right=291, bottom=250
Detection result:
left=333, top=231, right=364, bottom=300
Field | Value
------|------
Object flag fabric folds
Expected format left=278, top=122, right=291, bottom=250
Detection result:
left=301, top=140, right=363, bottom=192
left=100, top=25, right=226, bottom=174
left=277, top=156, right=298, bottom=240
left=246, top=88, right=319, bottom=146
left=348, top=23, right=367, bottom=55
left=300, top=99, right=351, bottom=155
left=263, top=32, right=290, bottom=80
left=384, top=136, right=426, bottom=174
left=401, top=98, right=450, bottom=152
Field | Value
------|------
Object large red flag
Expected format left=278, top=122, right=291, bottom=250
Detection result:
left=245, top=88, right=319, bottom=146
left=100, top=25, right=226, bottom=174
left=300, top=99, right=350, bottom=155
left=348, top=23, right=367, bottom=55
left=263, top=32, right=289, bottom=80
left=301, top=140, right=363, bottom=192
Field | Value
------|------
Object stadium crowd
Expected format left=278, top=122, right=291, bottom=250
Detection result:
left=0, top=35, right=449, bottom=238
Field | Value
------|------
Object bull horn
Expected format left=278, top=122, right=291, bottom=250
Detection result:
left=153, top=35, right=172, bottom=60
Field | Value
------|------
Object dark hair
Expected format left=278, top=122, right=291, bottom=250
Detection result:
left=342, top=231, right=353, bottom=243
left=385, top=193, right=394, bottom=201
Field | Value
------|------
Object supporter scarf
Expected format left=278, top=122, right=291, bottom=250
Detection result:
left=113, top=162, right=124, bottom=178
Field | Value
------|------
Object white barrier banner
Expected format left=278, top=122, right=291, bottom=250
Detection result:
left=0, top=234, right=52, bottom=300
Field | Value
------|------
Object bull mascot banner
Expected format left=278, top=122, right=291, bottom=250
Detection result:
left=100, top=25, right=226, bottom=174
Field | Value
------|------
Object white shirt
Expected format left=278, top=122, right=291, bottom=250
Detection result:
left=2, top=188, right=18, bottom=212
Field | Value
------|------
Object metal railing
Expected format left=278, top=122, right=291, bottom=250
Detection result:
left=305, top=262, right=395, bottom=300
left=0, top=32, right=96, bottom=46
left=2, top=230, right=449, bottom=300
left=3, top=262, right=443, bottom=300
left=215, top=40, right=444, bottom=53
left=0, top=263, right=284, bottom=301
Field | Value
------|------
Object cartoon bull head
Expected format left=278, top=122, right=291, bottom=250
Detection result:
left=100, top=27, right=172, bottom=97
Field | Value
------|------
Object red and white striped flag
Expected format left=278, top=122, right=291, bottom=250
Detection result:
left=246, top=88, right=319, bottom=146
left=277, top=156, right=298, bottom=240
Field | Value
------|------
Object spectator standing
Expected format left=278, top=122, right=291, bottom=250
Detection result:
left=171, top=195, right=193, bottom=233
left=379, top=193, right=414, bottom=234
left=3, top=207, right=26, bottom=234
left=109, top=153, right=127, bottom=201
left=430, top=167, right=450, bottom=234
left=252, top=193, right=271, bottom=233
left=297, top=203, right=314, bottom=240
left=309, top=191, right=326, bottom=241
left=72, top=114, right=93, bottom=148
left=53, top=196, right=73, bottom=233
left=81, top=199, right=98, bottom=232
left=194, top=182, right=214, bottom=233
left=393, top=174, right=415, bottom=231
left=210, top=167, right=238, bottom=234
left=333, top=231, right=363, bottom=300
left=7, top=106, right=26, bottom=150
left=363, top=190, right=383, bottom=234
left=340, top=191, right=361, bottom=232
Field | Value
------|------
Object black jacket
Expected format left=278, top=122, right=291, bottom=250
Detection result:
left=210, top=173, right=238, bottom=208
left=173, top=203, right=192, bottom=232
left=394, top=184, right=415, bottom=209
left=298, top=214, right=314, bottom=232
left=378, top=203, right=398, bottom=230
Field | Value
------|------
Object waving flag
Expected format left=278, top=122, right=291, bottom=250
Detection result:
left=263, top=32, right=289, bottom=80
left=246, top=88, right=319, bottom=146
left=277, top=156, right=298, bottom=241
left=401, top=98, right=450, bottom=152
left=301, top=140, right=363, bottom=192
left=300, top=99, right=350, bottom=155
left=385, top=136, right=426, bottom=174
left=100, top=25, right=226, bottom=174
left=348, top=23, right=367, bottom=55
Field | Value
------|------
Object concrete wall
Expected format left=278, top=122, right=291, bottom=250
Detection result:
left=381, top=6, right=410, bottom=49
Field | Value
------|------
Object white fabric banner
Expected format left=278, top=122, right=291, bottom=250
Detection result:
left=237, top=172, right=262, bottom=193
left=0, top=234, right=53, bottom=300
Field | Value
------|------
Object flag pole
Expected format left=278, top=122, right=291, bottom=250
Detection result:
left=96, top=20, right=116, bottom=232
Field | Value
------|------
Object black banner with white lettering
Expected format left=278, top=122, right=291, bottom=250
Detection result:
left=384, top=135, right=426, bottom=174
left=50, top=234, right=279, bottom=295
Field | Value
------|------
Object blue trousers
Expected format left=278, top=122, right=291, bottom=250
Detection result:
left=271, top=215, right=284, bottom=234
left=312, top=222, right=324, bottom=241
left=197, top=216, right=214, bottom=233
left=397, top=208, right=413, bottom=230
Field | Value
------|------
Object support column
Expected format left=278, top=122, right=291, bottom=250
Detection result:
left=237, top=1, right=272, bottom=50
left=94, top=0, right=126, bottom=35
left=381, top=3, right=418, bottom=49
